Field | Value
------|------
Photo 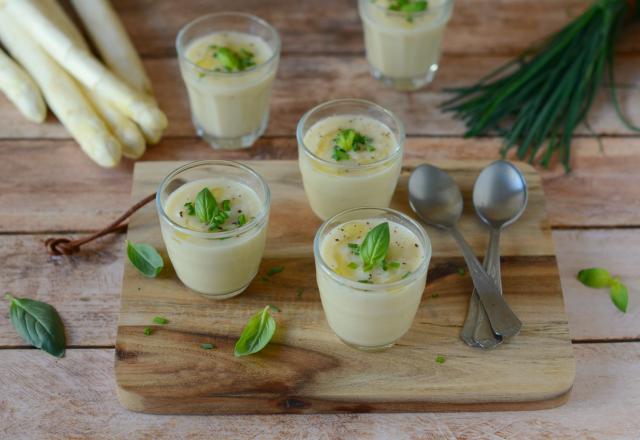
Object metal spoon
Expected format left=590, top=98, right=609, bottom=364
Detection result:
left=461, top=160, right=528, bottom=348
left=408, top=164, right=522, bottom=338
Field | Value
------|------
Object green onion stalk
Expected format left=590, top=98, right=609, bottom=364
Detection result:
left=441, top=0, right=640, bottom=171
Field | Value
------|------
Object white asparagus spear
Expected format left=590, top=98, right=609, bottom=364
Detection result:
left=37, top=0, right=146, bottom=158
left=0, top=9, right=122, bottom=167
left=0, top=47, right=46, bottom=122
left=3, top=0, right=167, bottom=137
left=70, top=0, right=153, bottom=97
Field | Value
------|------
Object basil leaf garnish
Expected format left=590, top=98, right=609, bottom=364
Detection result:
left=195, top=187, right=219, bottom=225
left=360, top=222, right=390, bottom=271
left=5, top=293, right=66, bottom=358
left=126, top=241, right=164, bottom=278
left=577, top=268, right=613, bottom=288
left=234, top=305, right=276, bottom=357
left=610, top=280, right=628, bottom=313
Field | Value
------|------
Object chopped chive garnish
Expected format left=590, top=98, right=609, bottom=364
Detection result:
left=402, top=271, right=411, bottom=279
left=237, top=213, right=247, bottom=226
left=348, top=243, right=359, bottom=249
left=184, top=202, right=195, bottom=215
left=435, top=355, right=445, bottom=364
left=201, top=343, right=216, bottom=350
left=389, top=261, right=401, bottom=269
left=152, top=316, right=168, bottom=325
left=222, top=200, right=231, bottom=211
left=143, top=327, right=153, bottom=336
left=267, top=266, right=284, bottom=277
left=347, top=262, right=358, bottom=270
left=332, top=146, right=350, bottom=161
left=358, top=279, right=372, bottom=284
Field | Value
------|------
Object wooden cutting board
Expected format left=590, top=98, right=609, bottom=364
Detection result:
left=115, top=160, right=575, bottom=414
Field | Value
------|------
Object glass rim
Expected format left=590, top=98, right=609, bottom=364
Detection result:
left=361, top=0, right=454, bottom=18
left=175, top=12, right=281, bottom=77
left=296, top=98, right=405, bottom=171
left=156, top=160, right=271, bottom=240
left=313, top=207, right=431, bottom=292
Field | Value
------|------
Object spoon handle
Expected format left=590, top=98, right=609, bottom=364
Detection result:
left=460, top=228, right=502, bottom=347
left=450, top=227, right=521, bottom=338
left=472, top=228, right=504, bottom=347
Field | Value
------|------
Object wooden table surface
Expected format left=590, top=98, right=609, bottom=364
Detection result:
left=1, top=0, right=639, bottom=438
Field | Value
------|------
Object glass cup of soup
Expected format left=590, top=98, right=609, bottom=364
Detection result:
left=177, top=13, right=281, bottom=149
left=156, top=160, right=270, bottom=298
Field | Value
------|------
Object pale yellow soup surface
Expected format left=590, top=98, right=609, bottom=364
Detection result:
left=320, top=219, right=425, bottom=284
left=302, top=114, right=398, bottom=165
left=185, top=31, right=272, bottom=72
left=165, top=177, right=261, bottom=232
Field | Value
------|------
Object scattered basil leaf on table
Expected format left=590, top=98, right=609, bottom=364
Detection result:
left=153, top=316, right=168, bottom=325
left=143, top=327, right=153, bottom=336
left=127, top=241, right=164, bottom=278
left=201, top=343, right=216, bottom=350
left=359, top=222, right=390, bottom=271
left=435, top=355, right=445, bottom=364
left=5, top=293, right=66, bottom=358
left=234, top=305, right=277, bottom=357
left=577, top=268, right=613, bottom=288
left=610, top=280, right=628, bottom=313
left=577, top=267, right=629, bottom=313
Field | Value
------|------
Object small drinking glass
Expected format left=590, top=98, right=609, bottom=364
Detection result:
left=297, top=98, right=404, bottom=220
left=313, top=207, right=431, bottom=351
left=358, top=0, right=454, bottom=91
left=176, top=13, right=281, bottom=149
left=156, top=160, right=270, bottom=298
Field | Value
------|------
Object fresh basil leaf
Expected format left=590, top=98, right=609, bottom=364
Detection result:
left=127, top=241, right=164, bottom=278
left=195, top=187, right=218, bottom=225
left=5, top=293, right=66, bottom=358
left=360, top=222, right=390, bottom=271
left=435, top=355, right=445, bottom=364
left=610, top=280, right=628, bottom=313
left=234, top=305, right=276, bottom=357
left=401, top=0, right=427, bottom=13
left=578, top=268, right=613, bottom=288
left=201, top=343, right=216, bottom=350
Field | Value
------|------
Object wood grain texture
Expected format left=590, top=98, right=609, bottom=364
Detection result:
left=2, top=137, right=639, bottom=232
left=107, top=0, right=640, bottom=57
left=113, top=160, right=574, bottom=414
left=1, top=229, right=638, bottom=347
left=2, top=343, right=639, bottom=439
left=1, top=55, right=638, bottom=139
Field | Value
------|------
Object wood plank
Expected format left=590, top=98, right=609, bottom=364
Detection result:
left=1, top=137, right=639, bottom=232
left=2, top=229, right=639, bottom=347
left=0, top=234, right=123, bottom=347
left=554, top=229, right=640, bottom=341
left=106, top=0, right=640, bottom=57
left=112, top=160, right=573, bottom=414
left=2, top=230, right=639, bottom=348
left=1, top=55, right=639, bottom=139
left=1, top=343, right=639, bottom=437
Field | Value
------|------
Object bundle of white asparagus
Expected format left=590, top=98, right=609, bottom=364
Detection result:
left=0, top=0, right=167, bottom=167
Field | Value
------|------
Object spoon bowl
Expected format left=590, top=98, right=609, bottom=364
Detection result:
left=408, top=164, right=463, bottom=228
left=473, top=161, right=528, bottom=229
